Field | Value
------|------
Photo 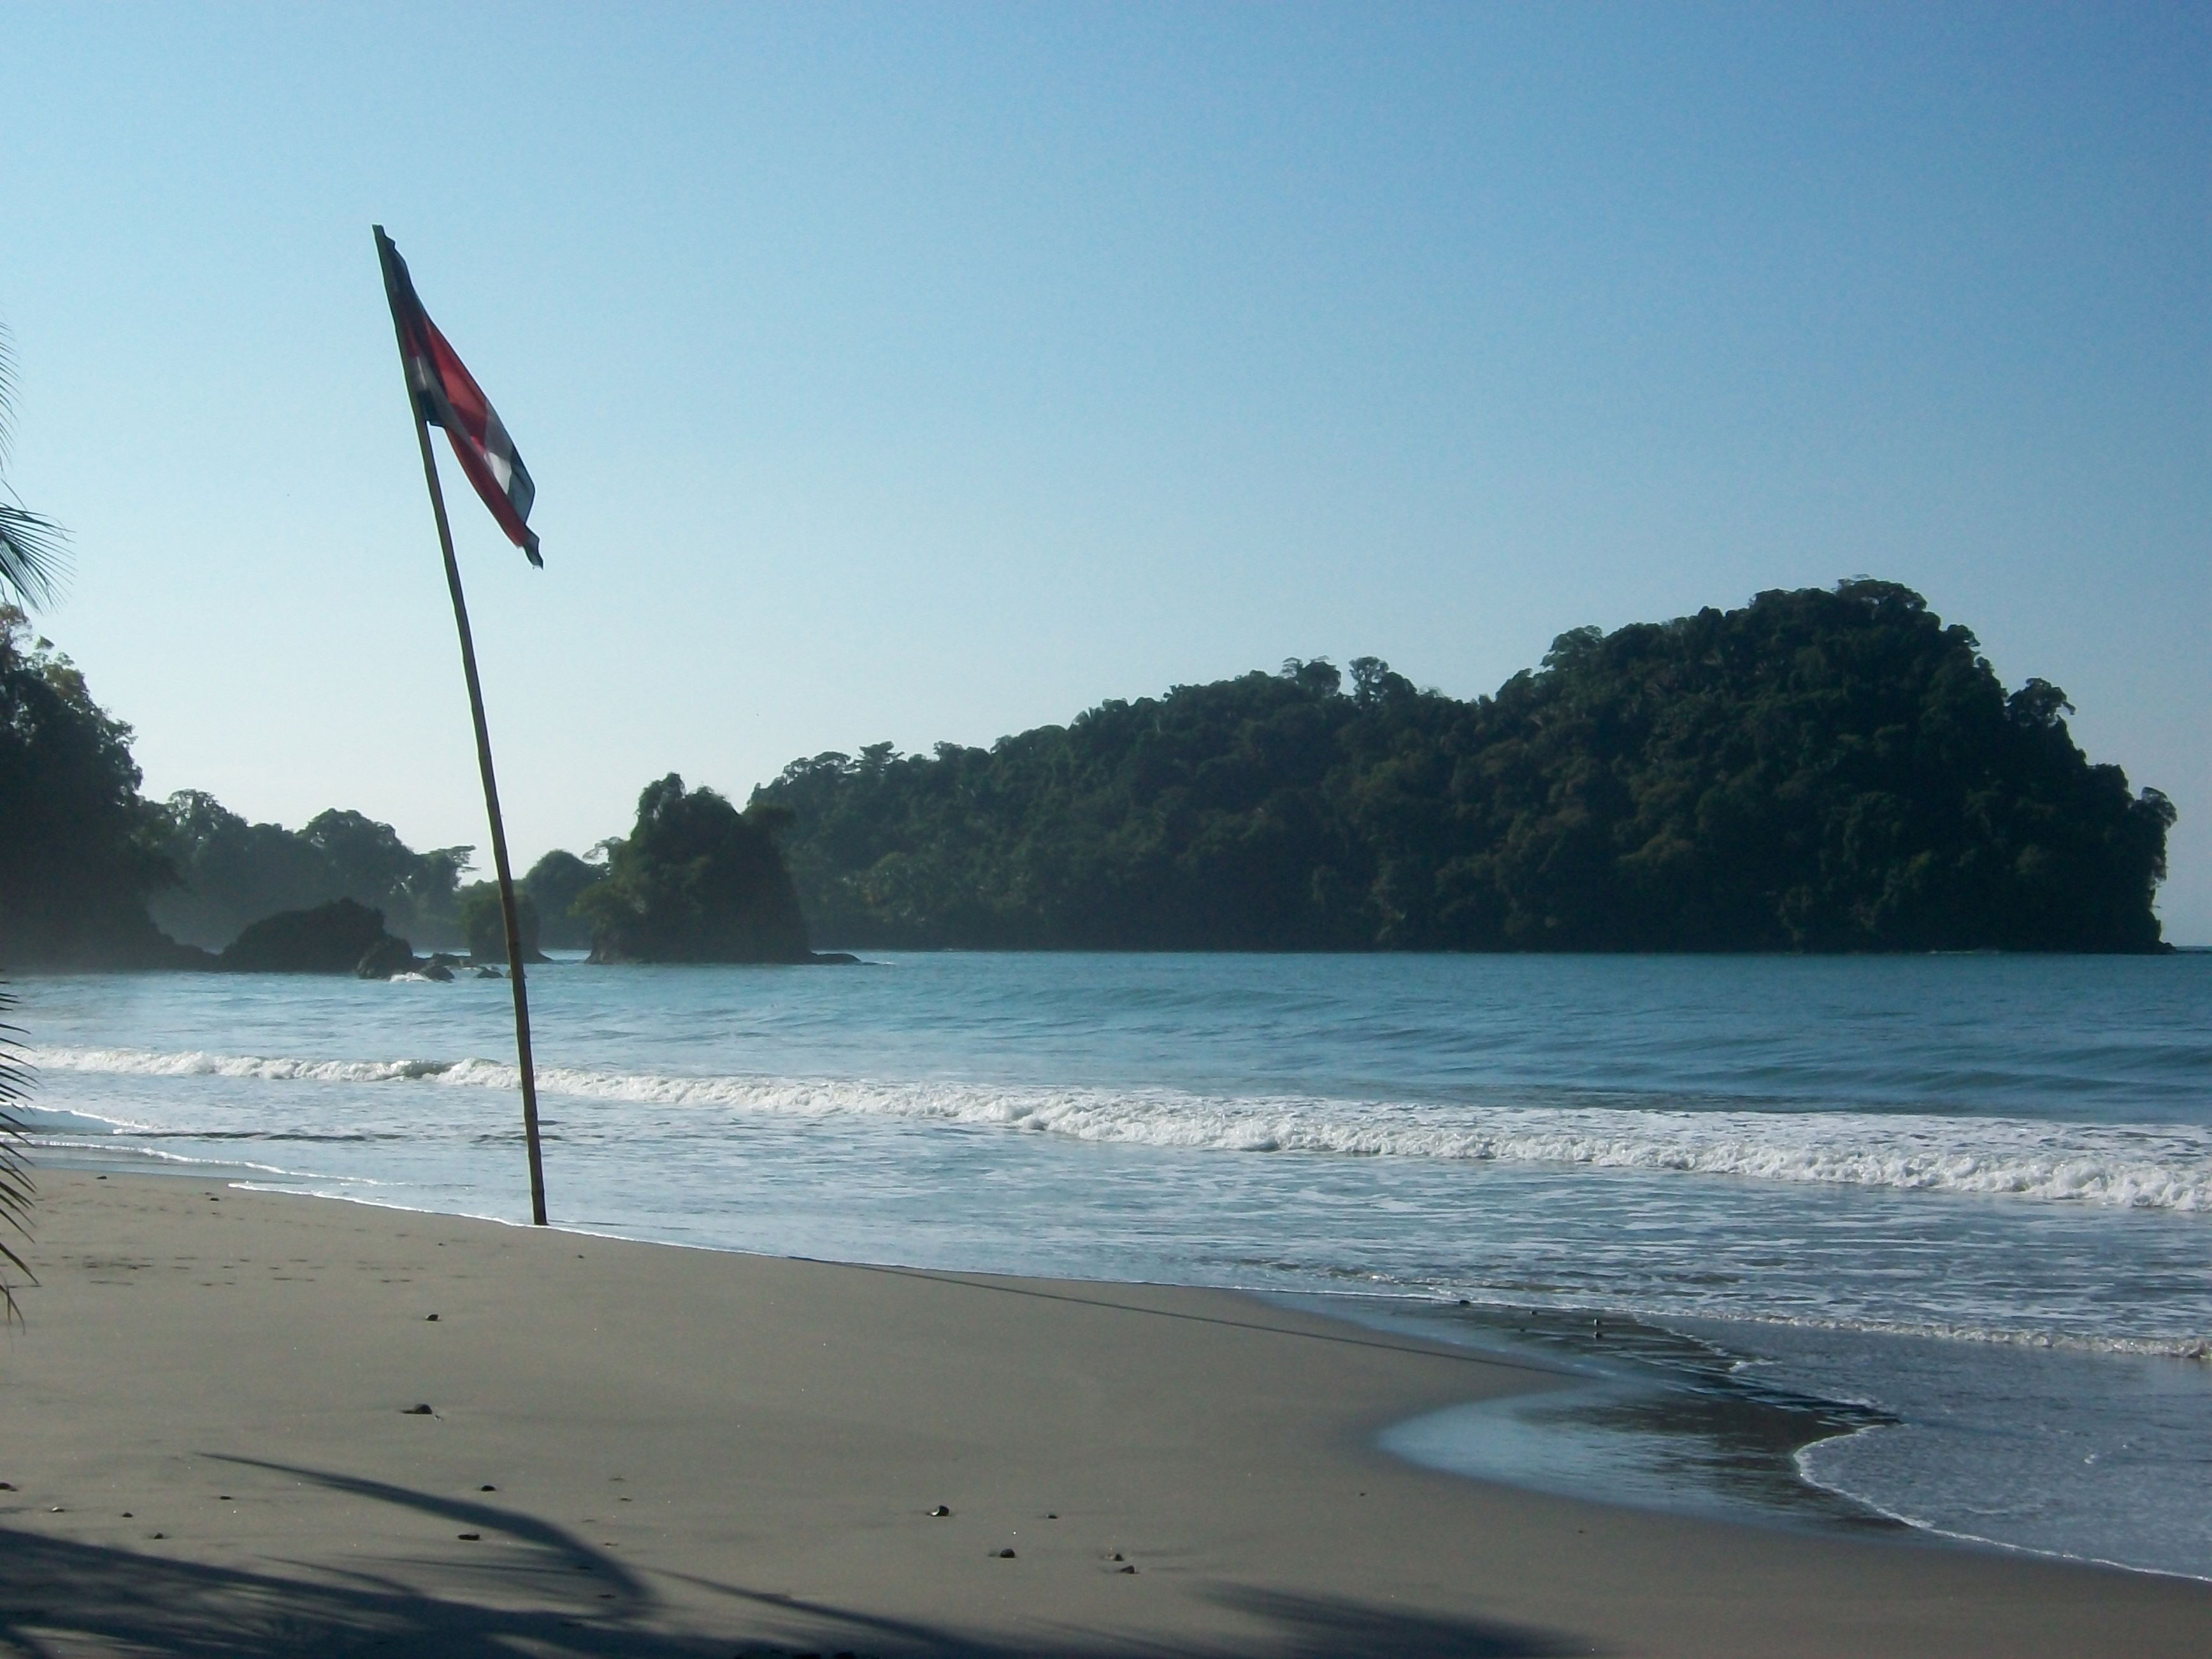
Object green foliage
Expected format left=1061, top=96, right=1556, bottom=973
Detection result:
left=153, top=793, right=345, bottom=946
left=522, top=849, right=604, bottom=950
left=0, top=608, right=183, bottom=967
left=456, top=880, right=542, bottom=962
left=756, top=582, right=2174, bottom=953
left=0, top=322, right=68, bottom=612
left=155, top=796, right=473, bottom=950
left=300, top=809, right=471, bottom=942
left=578, top=774, right=813, bottom=962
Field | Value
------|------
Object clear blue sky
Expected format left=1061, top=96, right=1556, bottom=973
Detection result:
left=6, top=3, right=2208, bottom=937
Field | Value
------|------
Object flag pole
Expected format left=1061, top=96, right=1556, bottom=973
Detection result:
left=375, top=233, right=549, bottom=1226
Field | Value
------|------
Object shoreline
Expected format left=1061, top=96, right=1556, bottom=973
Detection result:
left=29, top=1143, right=2212, bottom=1581
left=2, top=1172, right=2208, bottom=1655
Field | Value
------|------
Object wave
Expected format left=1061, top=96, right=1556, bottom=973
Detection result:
left=29, top=1044, right=2212, bottom=1212
left=1710, top=1308, right=2211, bottom=1361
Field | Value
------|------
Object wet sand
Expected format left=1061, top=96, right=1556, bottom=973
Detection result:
left=1, top=1171, right=2205, bottom=1657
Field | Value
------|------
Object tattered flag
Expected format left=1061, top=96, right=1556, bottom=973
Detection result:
left=373, top=227, right=542, bottom=566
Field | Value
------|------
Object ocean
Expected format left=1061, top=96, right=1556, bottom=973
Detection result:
left=11, top=951, right=2210, bottom=1577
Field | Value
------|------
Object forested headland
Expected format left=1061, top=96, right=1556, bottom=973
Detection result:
left=0, top=581, right=2180, bottom=966
left=757, top=581, right=2174, bottom=953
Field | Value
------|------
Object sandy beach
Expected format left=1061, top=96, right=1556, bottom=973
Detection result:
left=0, top=1172, right=2204, bottom=1657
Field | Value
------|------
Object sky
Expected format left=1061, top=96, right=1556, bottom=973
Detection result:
left=4, top=3, right=2207, bottom=938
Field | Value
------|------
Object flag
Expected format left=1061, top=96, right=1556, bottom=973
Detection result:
left=373, top=227, right=543, bottom=566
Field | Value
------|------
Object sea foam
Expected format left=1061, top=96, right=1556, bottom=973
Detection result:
left=31, top=1044, right=2212, bottom=1213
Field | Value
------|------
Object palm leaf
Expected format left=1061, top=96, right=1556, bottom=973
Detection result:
left=0, top=503, right=69, bottom=609
left=0, top=985, right=36, bottom=1325
left=0, top=324, right=69, bottom=609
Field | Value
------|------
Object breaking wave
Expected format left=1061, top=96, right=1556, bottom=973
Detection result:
left=31, top=1044, right=2212, bottom=1213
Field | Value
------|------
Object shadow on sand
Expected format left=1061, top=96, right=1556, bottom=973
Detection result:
left=0, top=1459, right=1581, bottom=1658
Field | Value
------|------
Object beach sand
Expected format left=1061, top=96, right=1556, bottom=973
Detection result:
left=1, top=1172, right=2204, bottom=1656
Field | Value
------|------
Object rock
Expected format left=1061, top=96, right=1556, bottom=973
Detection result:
left=929, top=1504, right=951, bottom=1517
left=994, top=1548, right=1016, bottom=1558
left=221, top=899, right=405, bottom=975
left=473, top=965, right=502, bottom=978
left=355, top=933, right=417, bottom=980
left=418, top=961, right=455, bottom=982
left=403, top=1404, right=434, bottom=1415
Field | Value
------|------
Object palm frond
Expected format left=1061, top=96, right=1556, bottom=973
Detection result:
left=0, top=323, right=69, bottom=610
left=0, top=503, right=69, bottom=609
left=0, top=984, right=37, bottom=1325
left=0, top=322, right=18, bottom=468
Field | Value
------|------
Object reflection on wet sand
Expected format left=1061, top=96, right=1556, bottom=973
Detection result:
left=1316, top=1300, right=1904, bottom=1531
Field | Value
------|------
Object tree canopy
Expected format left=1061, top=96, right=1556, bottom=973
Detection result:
left=522, top=849, right=604, bottom=950
left=154, top=795, right=472, bottom=950
left=577, top=774, right=814, bottom=962
left=457, top=880, right=543, bottom=963
left=0, top=580, right=2178, bottom=965
left=756, top=581, right=2174, bottom=952
left=0, top=608, right=182, bottom=967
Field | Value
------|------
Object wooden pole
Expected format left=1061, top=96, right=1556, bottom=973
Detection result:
left=377, top=236, right=549, bottom=1226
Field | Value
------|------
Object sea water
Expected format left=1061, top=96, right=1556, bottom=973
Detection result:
left=10, top=952, right=2210, bottom=1575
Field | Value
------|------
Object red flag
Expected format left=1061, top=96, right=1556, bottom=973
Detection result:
left=375, top=228, right=542, bottom=566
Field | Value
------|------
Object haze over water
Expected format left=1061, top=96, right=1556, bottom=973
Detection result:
left=18, top=952, right=2212, bottom=1576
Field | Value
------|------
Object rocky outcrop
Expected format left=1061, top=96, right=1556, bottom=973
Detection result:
left=219, top=900, right=401, bottom=975
left=353, top=933, right=418, bottom=980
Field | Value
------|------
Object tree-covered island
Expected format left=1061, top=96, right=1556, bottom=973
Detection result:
left=758, top=581, right=2173, bottom=953
left=0, top=581, right=2178, bottom=966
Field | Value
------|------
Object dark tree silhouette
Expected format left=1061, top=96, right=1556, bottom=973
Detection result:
left=579, top=774, right=814, bottom=962
left=757, top=582, right=2174, bottom=954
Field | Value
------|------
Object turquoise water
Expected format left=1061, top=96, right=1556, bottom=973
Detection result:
left=13, top=952, right=2212, bottom=1574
